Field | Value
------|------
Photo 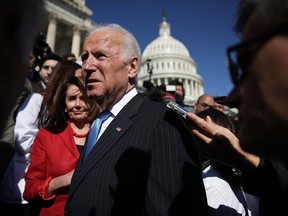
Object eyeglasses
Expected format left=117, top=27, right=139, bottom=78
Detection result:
left=199, top=103, right=215, bottom=109
left=226, top=26, right=288, bottom=86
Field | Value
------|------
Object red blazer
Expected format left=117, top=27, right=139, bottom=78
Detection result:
left=23, top=122, right=80, bottom=216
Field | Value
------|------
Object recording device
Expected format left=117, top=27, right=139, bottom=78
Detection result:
left=33, top=32, right=52, bottom=67
left=165, top=85, right=176, bottom=92
left=166, top=101, right=188, bottom=119
left=166, top=101, right=200, bottom=134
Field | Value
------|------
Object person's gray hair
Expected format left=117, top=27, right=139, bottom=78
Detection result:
left=89, top=23, right=142, bottom=66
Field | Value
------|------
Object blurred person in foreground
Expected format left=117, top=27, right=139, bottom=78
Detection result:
left=0, top=51, right=35, bottom=182
left=186, top=0, right=288, bottom=215
left=23, top=61, right=99, bottom=215
left=0, top=0, right=44, bottom=135
left=0, top=1, right=44, bottom=214
left=65, top=23, right=208, bottom=216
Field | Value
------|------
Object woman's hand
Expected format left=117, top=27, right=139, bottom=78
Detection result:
left=48, top=169, right=75, bottom=196
left=186, top=112, right=260, bottom=172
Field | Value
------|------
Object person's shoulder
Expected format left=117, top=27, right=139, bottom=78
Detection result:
left=43, top=122, right=68, bottom=134
left=202, top=165, right=222, bottom=178
left=137, top=94, right=185, bottom=121
left=30, top=92, right=43, bottom=100
left=26, top=93, right=43, bottom=106
left=143, top=98, right=166, bottom=108
left=32, top=81, right=45, bottom=94
left=17, top=93, right=43, bottom=113
left=141, top=99, right=172, bottom=115
left=22, top=92, right=42, bottom=102
left=37, top=125, right=67, bottom=139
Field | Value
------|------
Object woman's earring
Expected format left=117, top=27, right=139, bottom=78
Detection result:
left=65, top=108, right=67, bottom=113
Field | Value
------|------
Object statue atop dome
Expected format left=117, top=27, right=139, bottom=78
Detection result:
left=162, top=9, right=166, bottom=22
left=159, top=10, right=170, bottom=37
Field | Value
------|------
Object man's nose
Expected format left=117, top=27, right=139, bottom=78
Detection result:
left=47, top=67, right=54, bottom=74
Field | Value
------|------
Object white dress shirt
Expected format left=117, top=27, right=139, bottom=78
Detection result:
left=97, top=87, right=137, bottom=140
left=202, top=164, right=259, bottom=216
left=0, top=93, right=42, bottom=204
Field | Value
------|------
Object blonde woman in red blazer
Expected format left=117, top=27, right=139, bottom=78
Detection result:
left=23, top=61, right=99, bottom=216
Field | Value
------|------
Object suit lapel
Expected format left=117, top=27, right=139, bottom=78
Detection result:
left=69, top=93, right=143, bottom=196
left=58, top=123, right=79, bottom=159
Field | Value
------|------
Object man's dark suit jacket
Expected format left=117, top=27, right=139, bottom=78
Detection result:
left=65, top=93, right=208, bottom=216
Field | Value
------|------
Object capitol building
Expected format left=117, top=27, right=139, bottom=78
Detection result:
left=42, top=0, right=96, bottom=58
left=42, top=0, right=204, bottom=105
left=137, top=14, right=204, bottom=105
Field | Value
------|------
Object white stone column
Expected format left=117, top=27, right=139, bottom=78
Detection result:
left=71, top=27, right=81, bottom=58
left=193, top=81, right=197, bottom=97
left=200, top=82, right=204, bottom=95
left=46, top=16, right=57, bottom=51
left=164, top=77, right=168, bottom=85
left=184, top=79, right=190, bottom=97
left=182, top=79, right=186, bottom=95
left=197, top=82, right=201, bottom=96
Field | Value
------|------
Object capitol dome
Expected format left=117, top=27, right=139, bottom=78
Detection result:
left=142, top=23, right=190, bottom=59
left=137, top=14, right=204, bottom=105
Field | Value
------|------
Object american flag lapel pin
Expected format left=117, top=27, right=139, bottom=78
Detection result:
left=116, top=127, right=122, bottom=132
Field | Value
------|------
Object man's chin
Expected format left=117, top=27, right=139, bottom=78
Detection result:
left=87, top=92, right=104, bottom=100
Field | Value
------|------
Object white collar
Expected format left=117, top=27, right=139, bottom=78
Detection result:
left=110, top=87, right=138, bottom=117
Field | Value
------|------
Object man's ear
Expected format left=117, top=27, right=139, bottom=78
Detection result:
left=128, top=57, right=138, bottom=78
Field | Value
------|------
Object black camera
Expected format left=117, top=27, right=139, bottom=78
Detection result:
left=164, top=85, right=176, bottom=93
left=33, top=32, right=52, bottom=67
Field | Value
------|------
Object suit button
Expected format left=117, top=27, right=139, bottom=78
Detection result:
left=65, top=208, right=71, bottom=215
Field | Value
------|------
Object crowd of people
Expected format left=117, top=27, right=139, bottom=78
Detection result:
left=0, top=0, right=287, bottom=215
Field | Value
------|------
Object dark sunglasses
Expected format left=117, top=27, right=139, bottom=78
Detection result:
left=226, top=26, right=288, bottom=86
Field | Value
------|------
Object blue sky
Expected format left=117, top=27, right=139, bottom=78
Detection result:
left=85, top=0, right=240, bottom=97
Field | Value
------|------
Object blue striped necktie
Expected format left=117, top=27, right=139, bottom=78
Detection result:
left=83, top=110, right=111, bottom=160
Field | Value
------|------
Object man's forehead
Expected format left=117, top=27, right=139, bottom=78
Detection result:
left=200, top=95, right=213, bottom=101
left=87, top=30, right=123, bottom=41
left=43, top=59, right=59, bottom=65
left=84, top=33, right=122, bottom=50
